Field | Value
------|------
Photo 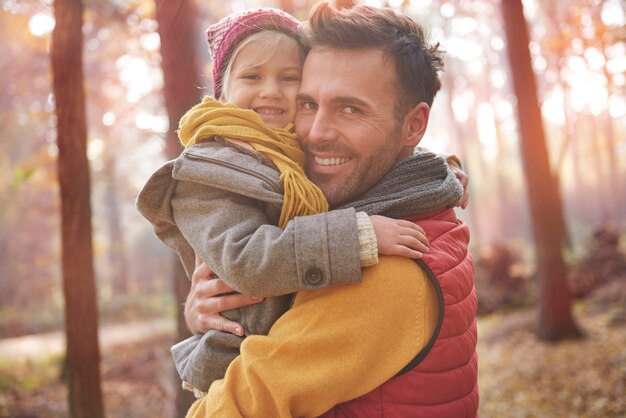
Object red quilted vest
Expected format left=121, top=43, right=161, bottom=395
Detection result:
left=320, top=208, right=478, bottom=418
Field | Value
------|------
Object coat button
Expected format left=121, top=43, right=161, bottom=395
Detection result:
left=305, top=267, right=324, bottom=285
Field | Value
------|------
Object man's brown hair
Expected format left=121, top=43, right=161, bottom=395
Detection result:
left=299, top=1, right=444, bottom=118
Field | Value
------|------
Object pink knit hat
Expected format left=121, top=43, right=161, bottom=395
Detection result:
left=206, top=8, right=300, bottom=99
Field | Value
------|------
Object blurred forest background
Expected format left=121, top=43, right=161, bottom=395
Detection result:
left=1, top=0, right=625, bottom=417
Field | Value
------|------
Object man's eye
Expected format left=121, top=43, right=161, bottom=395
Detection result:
left=342, top=106, right=360, bottom=114
left=297, top=101, right=317, bottom=110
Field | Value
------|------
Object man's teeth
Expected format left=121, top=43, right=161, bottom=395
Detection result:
left=314, top=156, right=350, bottom=166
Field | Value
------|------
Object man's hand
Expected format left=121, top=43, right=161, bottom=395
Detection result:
left=184, top=260, right=264, bottom=337
left=448, top=161, right=469, bottom=209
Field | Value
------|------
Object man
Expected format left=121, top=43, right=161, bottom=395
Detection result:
left=186, top=3, right=478, bottom=417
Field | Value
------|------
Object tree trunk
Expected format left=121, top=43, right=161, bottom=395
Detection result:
left=591, top=3, right=622, bottom=225
left=104, top=151, right=130, bottom=295
left=154, top=0, right=204, bottom=415
left=51, top=0, right=105, bottom=417
left=500, top=0, right=581, bottom=340
left=155, top=0, right=203, bottom=144
left=588, top=114, right=610, bottom=222
left=570, top=114, right=587, bottom=222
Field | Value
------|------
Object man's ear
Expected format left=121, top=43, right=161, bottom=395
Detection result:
left=402, top=102, right=430, bottom=148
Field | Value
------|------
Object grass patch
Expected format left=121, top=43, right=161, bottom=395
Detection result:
left=0, top=353, right=63, bottom=392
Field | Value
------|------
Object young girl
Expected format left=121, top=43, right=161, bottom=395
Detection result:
left=137, top=8, right=462, bottom=397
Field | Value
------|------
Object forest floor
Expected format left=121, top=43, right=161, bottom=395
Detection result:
left=1, top=287, right=625, bottom=418
left=477, top=292, right=626, bottom=418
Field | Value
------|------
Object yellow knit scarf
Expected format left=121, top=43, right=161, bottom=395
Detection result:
left=178, top=96, right=328, bottom=228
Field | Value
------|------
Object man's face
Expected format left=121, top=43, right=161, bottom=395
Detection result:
left=295, top=48, right=410, bottom=207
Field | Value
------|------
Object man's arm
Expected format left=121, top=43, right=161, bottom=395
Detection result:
left=186, top=256, right=438, bottom=418
left=184, top=261, right=263, bottom=337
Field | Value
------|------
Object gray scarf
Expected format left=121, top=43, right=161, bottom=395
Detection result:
left=340, top=148, right=463, bottom=217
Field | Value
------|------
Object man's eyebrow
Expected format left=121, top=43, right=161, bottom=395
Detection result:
left=295, top=94, right=370, bottom=107
left=333, top=96, right=369, bottom=107
left=296, top=93, right=314, bottom=102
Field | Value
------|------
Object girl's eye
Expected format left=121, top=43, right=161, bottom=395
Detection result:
left=242, top=74, right=260, bottom=80
left=282, top=75, right=301, bottom=82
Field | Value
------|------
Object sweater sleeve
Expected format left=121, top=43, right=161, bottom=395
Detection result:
left=356, top=211, right=378, bottom=267
left=171, top=179, right=362, bottom=297
left=186, top=256, right=438, bottom=418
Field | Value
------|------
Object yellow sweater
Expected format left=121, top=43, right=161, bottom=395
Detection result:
left=186, top=256, right=438, bottom=417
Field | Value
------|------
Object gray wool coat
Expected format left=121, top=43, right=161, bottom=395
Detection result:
left=136, top=141, right=363, bottom=392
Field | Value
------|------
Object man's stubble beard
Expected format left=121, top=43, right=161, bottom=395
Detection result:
left=305, top=122, right=405, bottom=208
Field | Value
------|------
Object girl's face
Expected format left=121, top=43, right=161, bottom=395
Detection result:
left=225, top=36, right=303, bottom=129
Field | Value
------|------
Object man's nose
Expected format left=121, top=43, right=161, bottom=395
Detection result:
left=307, top=110, right=336, bottom=145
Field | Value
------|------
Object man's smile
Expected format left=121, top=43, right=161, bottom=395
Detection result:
left=313, top=156, right=351, bottom=166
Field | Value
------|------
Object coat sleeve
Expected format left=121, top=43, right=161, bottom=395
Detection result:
left=185, top=257, right=437, bottom=418
left=171, top=178, right=362, bottom=297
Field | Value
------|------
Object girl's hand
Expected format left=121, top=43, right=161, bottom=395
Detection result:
left=369, top=215, right=429, bottom=259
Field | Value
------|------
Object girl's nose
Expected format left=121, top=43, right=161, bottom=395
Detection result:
left=260, top=79, right=281, bottom=98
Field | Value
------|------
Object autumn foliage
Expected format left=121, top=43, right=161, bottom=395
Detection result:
left=1, top=0, right=625, bottom=417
